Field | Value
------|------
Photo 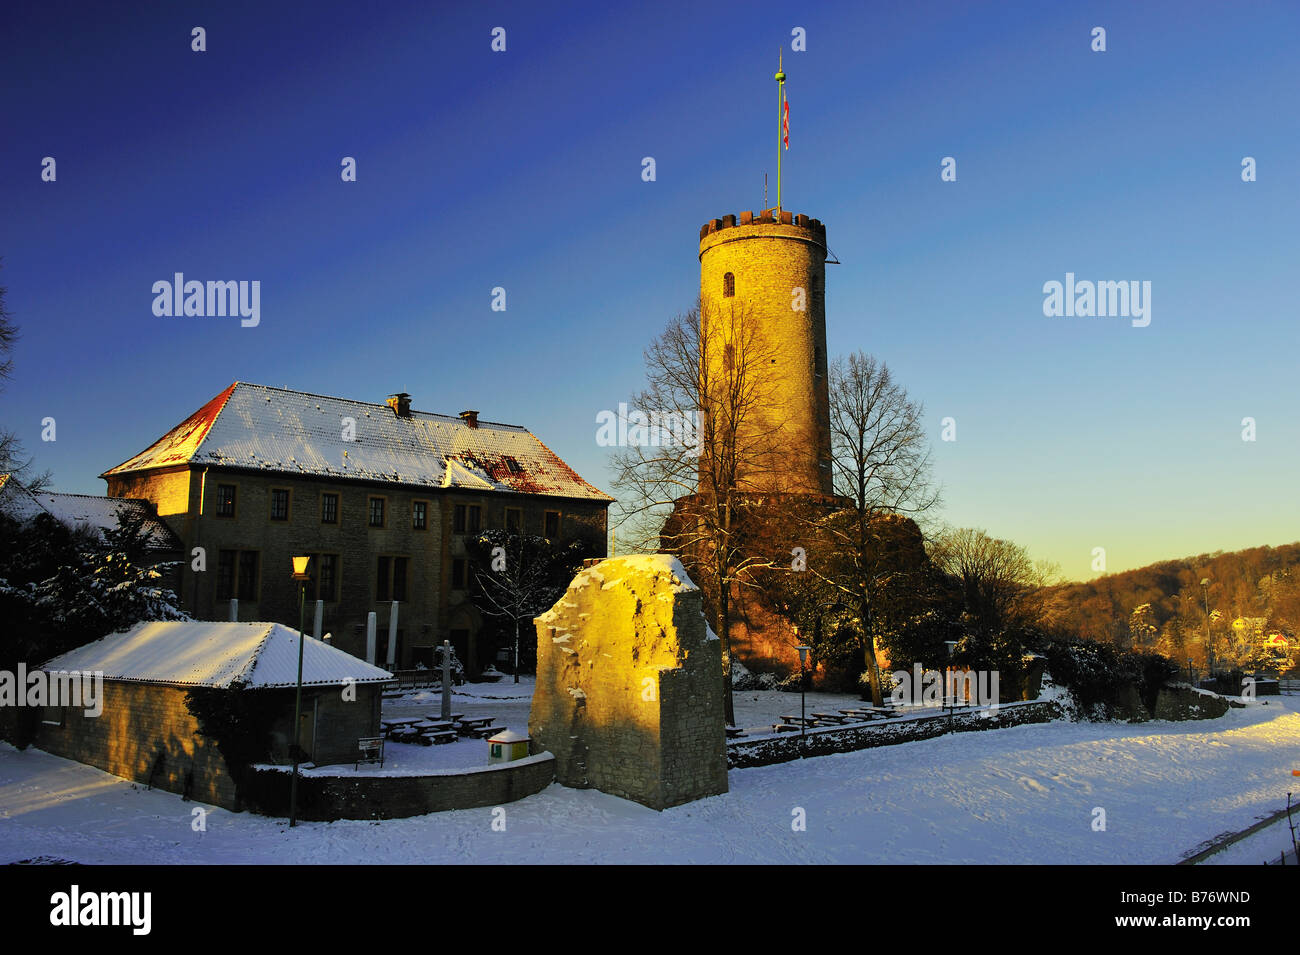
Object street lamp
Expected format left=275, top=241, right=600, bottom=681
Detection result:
left=1201, top=578, right=1213, bottom=679
left=795, top=644, right=811, bottom=748
left=289, top=555, right=311, bottom=828
left=944, top=640, right=958, bottom=724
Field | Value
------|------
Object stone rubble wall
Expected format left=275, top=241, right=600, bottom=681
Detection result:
left=529, top=555, right=728, bottom=810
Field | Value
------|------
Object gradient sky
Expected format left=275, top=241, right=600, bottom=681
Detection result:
left=2, top=0, right=1297, bottom=582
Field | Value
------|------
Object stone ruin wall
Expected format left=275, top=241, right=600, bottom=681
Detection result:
left=529, top=555, right=728, bottom=811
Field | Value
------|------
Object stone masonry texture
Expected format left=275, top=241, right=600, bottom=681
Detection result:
left=529, top=556, right=729, bottom=811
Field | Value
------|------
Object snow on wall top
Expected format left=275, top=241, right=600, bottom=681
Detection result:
left=40, top=620, right=394, bottom=689
left=536, top=554, right=698, bottom=625
left=0, top=474, right=180, bottom=551
left=100, top=382, right=614, bottom=502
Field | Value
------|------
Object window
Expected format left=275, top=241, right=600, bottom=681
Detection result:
left=301, top=553, right=339, bottom=602
left=504, top=507, right=522, bottom=533
left=412, top=501, right=428, bottom=531
left=41, top=704, right=65, bottom=727
left=393, top=557, right=408, bottom=602
left=723, top=272, right=735, bottom=297
left=217, top=550, right=260, bottom=601
left=321, top=493, right=339, bottom=524
left=451, top=558, right=467, bottom=590
left=453, top=503, right=481, bottom=534
left=377, top=556, right=407, bottom=602
left=237, top=551, right=260, bottom=601
left=215, top=484, right=236, bottom=518
left=544, top=511, right=561, bottom=539
left=270, top=488, right=290, bottom=521
left=368, top=496, right=386, bottom=528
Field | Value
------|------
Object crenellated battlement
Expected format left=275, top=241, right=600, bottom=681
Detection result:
left=699, top=210, right=826, bottom=242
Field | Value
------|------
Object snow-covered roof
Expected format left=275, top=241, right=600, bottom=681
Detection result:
left=0, top=474, right=180, bottom=551
left=101, top=382, right=613, bottom=502
left=488, top=729, right=529, bottom=744
left=0, top=474, right=47, bottom=522
left=40, top=620, right=393, bottom=689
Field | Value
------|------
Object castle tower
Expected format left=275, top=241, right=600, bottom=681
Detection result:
left=698, top=210, right=832, bottom=496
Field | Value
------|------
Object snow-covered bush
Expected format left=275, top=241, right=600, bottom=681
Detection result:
left=730, top=659, right=779, bottom=690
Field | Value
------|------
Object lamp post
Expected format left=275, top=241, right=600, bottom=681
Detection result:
left=1201, top=578, right=1213, bottom=679
left=289, top=555, right=311, bottom=828
left=944, top=640, right=958, bottom=725
left=795, top=644, right=810, bottom=747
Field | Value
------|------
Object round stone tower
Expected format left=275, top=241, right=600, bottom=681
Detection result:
left=698, top=209, right=832, bottom=496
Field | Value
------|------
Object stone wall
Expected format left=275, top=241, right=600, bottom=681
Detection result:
left=34, top=681, right=240, bottom=810
left=529, top=555, right=728, bottom=810
left=728, top=700, right=1064, bottom=769
left=247, top=753, right=555, bottom=820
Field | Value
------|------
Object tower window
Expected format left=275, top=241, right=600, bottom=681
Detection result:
left=723, top=272, right=735, bottom=298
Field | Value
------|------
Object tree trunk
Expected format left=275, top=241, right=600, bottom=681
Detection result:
left=719, top=576, right=736, bottom=726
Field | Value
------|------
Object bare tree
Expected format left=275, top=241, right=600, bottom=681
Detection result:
left=782, top=352, right=940, bottom=704
left=468, top=530, right=568, bottom=683
left=0, top=265, right=51, bottom=491
left=610, top=300, right=787, bottom=725
left=929, top=527, right=1045, bottom=638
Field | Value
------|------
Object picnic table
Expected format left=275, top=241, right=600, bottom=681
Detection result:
left=780, top=714, right=844, bottom=728
left=811, top=712, right=854, bottom=724
left=381, top=715, right=464, bottom=745
left=455, top=717, right=496, bottom=737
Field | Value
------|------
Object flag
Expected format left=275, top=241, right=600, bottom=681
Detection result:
left=783, top=95, right=789, bottom=150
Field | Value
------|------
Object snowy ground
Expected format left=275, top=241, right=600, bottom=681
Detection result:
left=2, top=692, right=1297, bottom=864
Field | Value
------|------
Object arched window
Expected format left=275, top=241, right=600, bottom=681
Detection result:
left=723, top=272, right=735, bottom=297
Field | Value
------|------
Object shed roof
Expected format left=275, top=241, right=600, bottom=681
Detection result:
left=40, top=620, right=393, bottom=689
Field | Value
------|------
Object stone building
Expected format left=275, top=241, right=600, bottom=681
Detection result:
left=698, top=210, right=832, bottom=496
left=34, top=620, right=392, bottom=810
left=671, top=211, right=846, bottom=676
left=100, top=382, right=612, bottom=672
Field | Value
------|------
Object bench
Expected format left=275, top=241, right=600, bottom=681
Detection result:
left=725, top=726, right=747, bottom=739
left=771, top=723, right=801, bottom=733
left=464, top=725, right=506, bottom=740
left=356, top=736, right=385, bottom=770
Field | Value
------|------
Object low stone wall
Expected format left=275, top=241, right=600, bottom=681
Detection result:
left=727, top=700, right=1063, bottom=770
left=1152, top=685, right=1231, bottom=720
left=245, top=753, right=555, bottom=820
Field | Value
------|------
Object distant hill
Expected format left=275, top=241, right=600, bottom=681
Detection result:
left=1041, top=542, right=1300, bottom=667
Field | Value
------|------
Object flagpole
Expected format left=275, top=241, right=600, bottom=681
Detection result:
left=775, top=50, right=785, bottom=210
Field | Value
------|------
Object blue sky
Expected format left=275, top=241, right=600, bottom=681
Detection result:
left=1, top=0, right=1297, bottom=581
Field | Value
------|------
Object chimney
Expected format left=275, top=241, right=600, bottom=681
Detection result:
left=459, top=410, right=479, bottom=429
left=386, top=393, right=412, bottom=418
